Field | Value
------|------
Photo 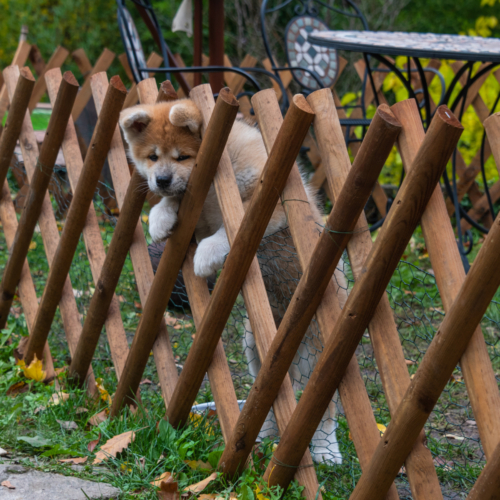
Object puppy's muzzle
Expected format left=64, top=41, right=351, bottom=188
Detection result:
left=156, top=175, right=172, bottom=190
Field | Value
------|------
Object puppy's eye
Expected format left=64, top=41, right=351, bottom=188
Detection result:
left=176, top=155, right=191, bottom=162
left=149, top=154, right=158, bottom=162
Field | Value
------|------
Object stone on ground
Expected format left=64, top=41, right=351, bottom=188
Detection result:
left=0, top=464, right=120, bottom=499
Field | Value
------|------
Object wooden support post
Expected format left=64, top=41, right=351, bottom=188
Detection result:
left=163, top=86, right=322, bottom=499
left=44, top=69, right=132, bottom=383
left=28, top=46, right=69, bottom=112
left=68, top=81, right=178, bottom=385
left=91, top=77, right=177, bottom=406
left=263, top=106, right=463, bottom=492
left=466, top=441, right=500, bottom=500
left=109, top=85, right=239, bottom=415
left=122, top=52, right=164, bottom=109
left=0, top=179, right=55, bottom=379
left=28, top=45, right=45, bottom=77
left=23, top=75, right=126, bottom=365
left=165, top=92, right=314, bottom=427
left=0, top=67, right=35, bottom=190
left=3, top=65, right=97, bottom=393
left=392, top=101, right=500, bottom=460
left=0, top=40, right=31, bottom=125
left=349, top=182, right=500, bottom=500
left=72, top=49, right=93, bottom=82
left=219, top=100, right=400, bottom=478
left=0, top=71, right=79, bottom=330
left=309, top=92, right=443, bottom=499
left=249, top=89, right=399, bottom=500
left=72, top=48, right=116, bottom=121
left=182, top=242, right=240, bottom=441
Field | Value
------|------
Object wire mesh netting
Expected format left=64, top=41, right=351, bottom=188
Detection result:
left=4, top=155, right=500, bottom=500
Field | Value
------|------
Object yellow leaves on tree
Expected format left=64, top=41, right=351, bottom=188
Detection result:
left=16, top=355, right=46, bottom=382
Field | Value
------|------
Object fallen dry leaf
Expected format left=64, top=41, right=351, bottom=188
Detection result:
left=6, top=381, right=28, bottom=396
left=466, top=420, right=477, bottom=426
left=199, top=495, right=237, bottom=500
left=158, top=476, right=179, bottom=500
left=95, top=378, right=112, bottom=405
left=1, top=480, right=15, bottom=489
left=185, top=459, right=213, bottom=471
left=89, top=409, right=107, bottom=426
left=185, top=472, right=218, bottom=493
left=405, top=359, right=416, bottom=365
left=151, top=471, right=172, bottom=487
left=140, top=379, right=152, bottom=385
left=76, top=407, right=89, bottom=414
left=88, top=433, right=101, bottom=452
left=164, top=313, right=178, bottom=327
left=48, top=392, right=70, bottom=406
left=59, top=457, right=88, bottom=465
left=18, top=354, right=46, bottom=382
left=57, top=419, right=78, bottom=431
left=93, top=429, right=140, bottom=464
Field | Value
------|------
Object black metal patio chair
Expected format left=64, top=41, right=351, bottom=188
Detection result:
left=117, top=0, right=289, bottom=108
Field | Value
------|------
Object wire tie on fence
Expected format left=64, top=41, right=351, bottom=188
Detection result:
left=316, top=222, right=370, bottom=236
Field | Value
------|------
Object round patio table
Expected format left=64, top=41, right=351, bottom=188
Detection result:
left=308, top=30, right=500, bottom=269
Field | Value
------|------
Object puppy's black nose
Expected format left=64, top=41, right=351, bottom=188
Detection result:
left=156, top=175, right=172, bottom=190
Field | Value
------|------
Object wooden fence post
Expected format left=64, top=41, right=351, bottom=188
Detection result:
left=0, top=71, right=79, bottom=330
left=218, top=102, right=400, bottom=478
left=182, top=242, right=241, bottom=441
left=0, top=67, right=34, bottom=192
left=0, top=179, right=55, bottom=379
left=122, top=52, right=163, bottom=109
left=23, top=75, right=126, bottom=365
left=164, top=93, right=314, bottom=428
left=466, top=441, right=500, bottom=500
left=248, top=88, right=400, bottom=500
left=166, top=85, right=322, bottom=500
left=0, top=40, right=31, bottom=125
left=3, top=65, right=97, bottom=393
left=308, top=90, right=443, bottom=498
left=391, top=100, right=500, bottom=460
left=44, top=69, right=132, bottom=382
left=263, top=106, right=463, bottom=492
left=91, top=77, right=178, bottom=406
left=68, top=81, right=178, bottom=385
left=109, top=86, right=240, bottom=415
left=349, top=185, right=500, bottom=500
left=28, top=46, right=69, bottom=113
left=72, top=48, right=115, bottom=121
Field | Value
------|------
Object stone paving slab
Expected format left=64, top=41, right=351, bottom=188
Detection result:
left=0, top=464, right=120, bottom=499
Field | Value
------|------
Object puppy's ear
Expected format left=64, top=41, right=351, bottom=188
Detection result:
left=119, top=106, right=152, bottom=142
left=169, top=100, right=202, bottom=134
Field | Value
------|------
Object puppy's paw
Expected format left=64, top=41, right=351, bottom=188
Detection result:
left=310, top=447, right=342, bottom=465
left=149, top=203, right=177, bottom=243
left=193, top=236, right=228, bottom=277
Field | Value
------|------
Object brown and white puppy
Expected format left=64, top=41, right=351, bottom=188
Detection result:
left=120, top=99, right=346, bottom=463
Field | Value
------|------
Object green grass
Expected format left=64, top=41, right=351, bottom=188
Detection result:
left=2, top=109, right=51, bottom=131
left=1, top=169, right=498, bottom=499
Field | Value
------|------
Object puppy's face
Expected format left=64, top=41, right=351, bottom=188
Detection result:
left=119, top=100, right=202, bottom=197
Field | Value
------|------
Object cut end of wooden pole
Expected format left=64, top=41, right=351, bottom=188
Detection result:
left=158, top=80, right=179, bottom=102
left=109, top=74, right=127, bottom=95
left=374, top=103, right=401, bottom=130
left=435, top=105, right=463, bottom=130
left=218, top=87, right=238, bottom=107
left=292, top=94, right=314, bottom=116
left=484, top=110, right=500, bottom=130
left=61, top=70, right=79, bottom=88
left=19, top=66, right=35, bottom=82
